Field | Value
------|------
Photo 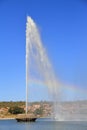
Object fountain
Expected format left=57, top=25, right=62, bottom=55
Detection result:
left=16, top=16, right=62, bottom=122
left=25, top=16, right=62, bottom=120
left=20, top=16, right=87, bottom=122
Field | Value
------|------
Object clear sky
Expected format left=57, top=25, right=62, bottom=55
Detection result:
left=0, top=0, right=87, bottom=101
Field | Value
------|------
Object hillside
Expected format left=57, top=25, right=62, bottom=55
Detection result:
left=0, top=100, right=87, bottom=120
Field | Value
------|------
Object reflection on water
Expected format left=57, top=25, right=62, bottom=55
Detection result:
left=0, top=119, right=87, bottom=130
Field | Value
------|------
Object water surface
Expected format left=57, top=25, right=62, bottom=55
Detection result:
left=0, top=119, right=87, bottom=130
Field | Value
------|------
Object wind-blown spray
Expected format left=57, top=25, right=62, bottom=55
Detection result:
left=25, top=16, right=87, bottom=121
left=26, top=16, right=61, bottom=119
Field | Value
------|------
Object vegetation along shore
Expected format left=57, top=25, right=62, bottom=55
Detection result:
left=0, top=100, right=87, bottom=119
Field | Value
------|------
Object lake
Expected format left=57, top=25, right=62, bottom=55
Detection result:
left=0, top=119, right=87, bottom=130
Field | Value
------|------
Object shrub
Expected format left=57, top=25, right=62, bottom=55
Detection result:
left=8, top=106, right=25, bottom=114
left=34, top=107, right=43, bottom=116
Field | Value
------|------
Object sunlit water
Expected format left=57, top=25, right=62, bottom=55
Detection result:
left=0, top=119, right=87, bottom=130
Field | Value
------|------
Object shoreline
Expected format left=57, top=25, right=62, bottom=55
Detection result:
left=0, top=118, right=15, bottom=120
left=0, top=117, right=15, bottom=120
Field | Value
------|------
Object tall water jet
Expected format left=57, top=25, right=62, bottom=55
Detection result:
left=26, top=16, right=61, bottom=119
left=25, top=16, right=87, bottom=122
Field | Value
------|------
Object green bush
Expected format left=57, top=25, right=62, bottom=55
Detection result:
left=8, top=106, right=25, bottom=114
left=34, top=108, right=43, bottom=116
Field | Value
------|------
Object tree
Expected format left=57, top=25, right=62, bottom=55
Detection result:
left=8, top=106, right=25, bottom=114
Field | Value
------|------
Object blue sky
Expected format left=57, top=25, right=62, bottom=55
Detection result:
left=0, top=0, right=87, bottom=101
